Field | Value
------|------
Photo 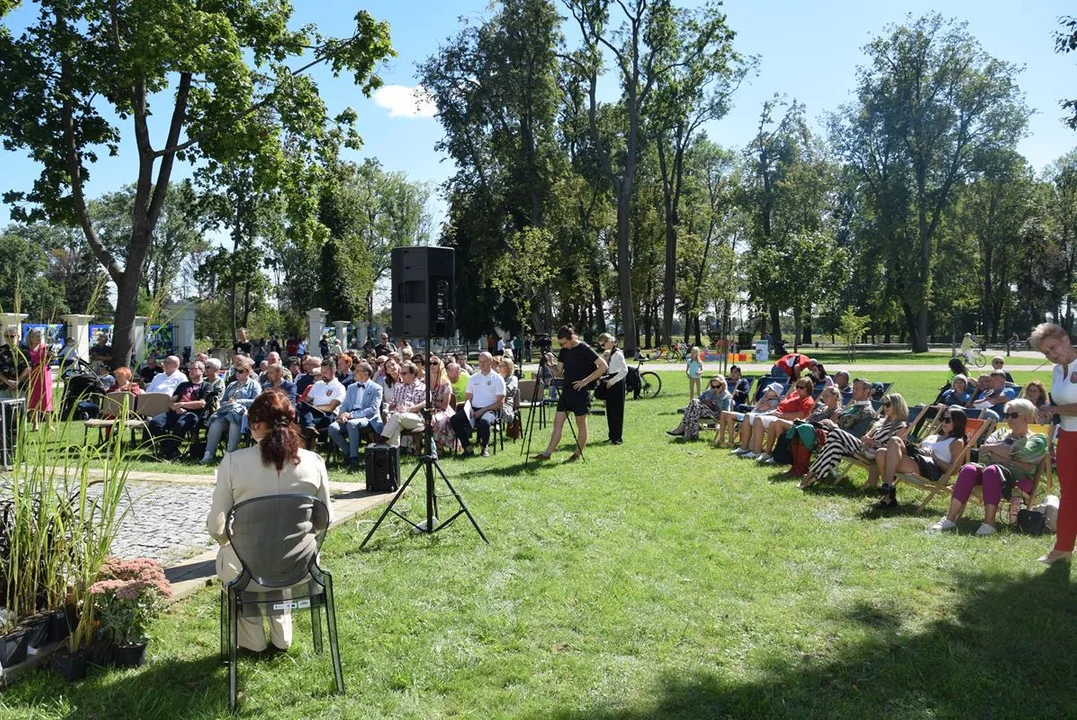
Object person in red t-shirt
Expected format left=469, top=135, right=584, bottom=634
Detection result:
left=732, top=377, right=816, bottom=458
left=770, top=353, right=815, bottom=380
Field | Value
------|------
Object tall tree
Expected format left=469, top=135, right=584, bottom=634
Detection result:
left=1055, top=16, right=1077, bottom=130
left=834, top=14, right=1028, bottom=351
left=645, top=3, right=747, bottom=346
left=0, top=1, right=393, bottom=365
left=561, top=0, right=689, bottom=354
left=420, top=0, right=564, bottom=336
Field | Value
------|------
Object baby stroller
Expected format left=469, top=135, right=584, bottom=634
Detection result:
left=61, top=358, right=110, bottom=419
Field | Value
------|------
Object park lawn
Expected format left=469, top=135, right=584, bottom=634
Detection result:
left=2, top=371, right=1072, bottom=719
left=763, top=348, right=1046, bottom=367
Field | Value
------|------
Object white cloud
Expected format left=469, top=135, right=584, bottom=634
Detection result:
left=372, top=85, right=437, bottom=118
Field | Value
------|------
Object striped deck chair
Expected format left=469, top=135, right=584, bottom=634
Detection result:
left=962, top=422, right=1052, bottom=518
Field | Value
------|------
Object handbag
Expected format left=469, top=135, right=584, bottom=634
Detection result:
left=593, top=375, right=613, bottom=401
left=507, top=414, right=522, bottom=440
left=1016, top=508, right=1047, bottom=535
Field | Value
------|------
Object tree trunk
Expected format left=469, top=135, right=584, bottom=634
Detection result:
left=770, top=306, right=781, bottom=342
left=112, top=269, right=142, bottom=369
left=792, top=305, right=801, bottom=353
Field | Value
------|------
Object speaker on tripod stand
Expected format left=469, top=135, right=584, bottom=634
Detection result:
left=361, top=246, right=488, bottom=547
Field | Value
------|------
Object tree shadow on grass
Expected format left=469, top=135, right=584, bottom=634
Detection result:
left=545, top=565, right=1077, bottom=719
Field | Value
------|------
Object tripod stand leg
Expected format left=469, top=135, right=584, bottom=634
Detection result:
left=432, top=460, right=489, bottom=544
left=359, top=460, right=425, bottom=548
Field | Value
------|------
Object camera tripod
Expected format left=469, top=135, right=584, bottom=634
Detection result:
left=521, top=349, right=583, bottom=464
left=360, top=338, right=488, bottom=548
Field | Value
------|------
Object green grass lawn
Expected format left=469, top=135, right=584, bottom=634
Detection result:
left=3, top=371, right=1074, bottom=719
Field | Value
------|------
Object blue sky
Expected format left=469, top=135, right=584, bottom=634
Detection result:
left=1, top=0, right=1075, bottom=229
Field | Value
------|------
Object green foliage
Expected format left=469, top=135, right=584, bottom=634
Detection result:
left=839, top=306, right=871, bottom=360
left=0, top=0, right=394, bottom=365
left=1055, top=16, right=1077, bottom=130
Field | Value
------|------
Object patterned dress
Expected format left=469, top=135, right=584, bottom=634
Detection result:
left=430, top=382, right=457, bottom=451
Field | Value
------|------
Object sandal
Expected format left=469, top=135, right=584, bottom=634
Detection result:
left=532, top=453, right=552, bottom=461
left=797, top=474, right=818, bottom=490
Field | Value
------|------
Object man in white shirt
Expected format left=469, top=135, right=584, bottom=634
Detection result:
left=144, top=355, right=188, bottom=395
left=449, top=352, right=505, bottom=457
left=298, top=362, right=344, bottom=442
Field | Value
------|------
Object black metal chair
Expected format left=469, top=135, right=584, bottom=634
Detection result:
left=219, top=493, right=343, bottom=711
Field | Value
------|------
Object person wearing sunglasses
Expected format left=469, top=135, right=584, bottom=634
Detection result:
left=875, top=407, right=968, bottom=511
left=799, top=394, right=909, bottom=490
left=200, top=357, right=261, bottom=463
left=929, top=399, right=1046, bottom=536
left=668, top=375, right=731, bottom=441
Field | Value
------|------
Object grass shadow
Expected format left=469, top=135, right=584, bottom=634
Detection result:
left=544, top=566, right=1077, bottom=719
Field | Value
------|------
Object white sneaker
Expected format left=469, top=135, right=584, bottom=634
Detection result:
left=928, top=518, right=957, bottom=533
left=731, top=447, right=748, bottom=455
left=742, top=452, right=759, bottom=460
left=756, top=453, right=771, bottom=463
left=975, top=523, right=997, bottom=536
left=762, top=457, right=777, bottom=465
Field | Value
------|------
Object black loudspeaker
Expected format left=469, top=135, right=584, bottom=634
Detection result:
left=391, top=246, right=455, bottom=338
left=365, top=444, right=400, bottom=493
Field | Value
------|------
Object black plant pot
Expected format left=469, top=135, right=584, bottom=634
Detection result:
left=112, top=642, right=148, bottom=668
left=0, top=627, right=28, bottom=667
left=24, top=615, right=50, bottom=652
left=85, top=641, right=112, bottom=667
left=48, top=609, right=71, bottom=643
left=49, top=649, right=87, bottom=682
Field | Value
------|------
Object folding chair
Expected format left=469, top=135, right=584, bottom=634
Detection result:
left=220, top=493, right=343, bottom=711
left=962, top=422, right=1053, bottom=517
left=895, top=417, right=993, bottom=510
left=82, top=392, right=146, bottom=444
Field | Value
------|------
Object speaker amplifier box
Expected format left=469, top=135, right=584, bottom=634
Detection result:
left=365, top=444, right=400, bottom=493
left=391, top=246, right=455, bottom=338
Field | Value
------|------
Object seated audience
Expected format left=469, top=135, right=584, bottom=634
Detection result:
left=429, top=356, right=458, bottom=453
left=798, top=393, right=909, bottom=489
left=756, top=385, right=843, bottom=464
left=940, top=374, right=971, bottom=407
left=145, top=355, right=188, bottom=395
left=294, top=355, right=321, bottom=398
left=200, top=357, right=261, bottom=463
left=446, top=361, right=470, bottom=400
left=327, top=361, right=383, bottom=467
left=732, top=378, right=816, bottom=459
left=207, top=389, right=332, bottom=653
left=140, top=356, right=163, bottom=385
left=714, top=382, right=783, bottom=447
left=874, top=407, right=968, bottom=510
left=499, top=356, right=518, bottom=425
left=204, top=358, right=225, bottom=403
left=1023, top=380, right=1049, bottom=409
left=297, top=362, right=345, bottom=443
left=807, top=362, right=832, bottom=388
left=108, top=366, right=143, bottom=395
left=376, top=361, right=426, bottom=447
left=928, top=399, right=1047, bottom=535
left=335, top=354, right=355, bottom=386
left=728, top=365, right=751, bottom=406
left=260, top=363, right=296, bottom=403
left=971, top=369, right=1016, bottom=420
left=148, top=360, right=211, bottom=460
left=667, top=376, right=732, bottom=440
left=990, top=355, right=1014, bottom=384
left=449, top=352, right=505, bottom=458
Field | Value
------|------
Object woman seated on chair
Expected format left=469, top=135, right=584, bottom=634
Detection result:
left=754, top=385, right=843, bottom=464
left=207, top=388, right=332, bottom=654
left=667, top=375, right=732, bottom=440
left=874, top=407, right=968, bottom=511
left=728, top=365, right=751, bottom=407
left=1023, top=380, right=1049, bottom=410
left=731, top=378, right=816, bottom=459
left=798, top=393, right=909, bottom=489
left=200, top=357, right=261, bottom=463
left=714, top=382, right=784, bottom=447
left=260, top=363, right=297, bottom=403
left=938, top=375, right=971, bottom=408
left=429, top=355, right=458, bottom=453
left=927, top=399, right=1047, bottom=536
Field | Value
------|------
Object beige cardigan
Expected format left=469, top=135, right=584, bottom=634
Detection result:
left=207, top=445, right=333, bottom=587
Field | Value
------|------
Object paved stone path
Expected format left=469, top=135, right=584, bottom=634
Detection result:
left=107, top=482, right=217, bottom=565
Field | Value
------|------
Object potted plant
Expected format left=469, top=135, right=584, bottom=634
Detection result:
left=88, top=557, right=172, bottom=667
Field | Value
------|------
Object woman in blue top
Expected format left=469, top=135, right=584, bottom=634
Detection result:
left=200, top=357, right=262, bottom=463
left=685, top=346, right=704, bottom=401
left=667, top=376, right=732, bottom=440
left=939, top=374, right=971, bottom=407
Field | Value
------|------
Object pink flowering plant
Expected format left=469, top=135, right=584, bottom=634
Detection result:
left=88, top=557, right=172, bottom=646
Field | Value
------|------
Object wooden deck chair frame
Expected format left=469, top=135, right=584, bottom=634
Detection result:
left=832, top=422, right=911, bottom=484
left=894, top=417, right=993, bottom=511
left=961, top=422, right=1053, bottom=517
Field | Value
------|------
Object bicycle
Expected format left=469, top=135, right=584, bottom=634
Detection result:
left=963, top=347, right=987, bottom=368
left=655, top=342, right=688, bottom=363
left=627, top=356, right=662, bottom=399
